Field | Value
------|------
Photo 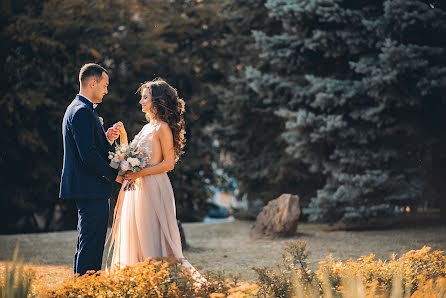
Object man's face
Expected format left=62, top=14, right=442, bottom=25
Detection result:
left=92, top=72, right=109, bottom=102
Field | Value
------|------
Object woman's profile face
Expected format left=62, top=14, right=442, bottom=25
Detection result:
left=139, top=88, right=152, bottom=113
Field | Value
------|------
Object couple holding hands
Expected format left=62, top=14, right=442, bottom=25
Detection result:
left=59, top=63, right=202, bottom=281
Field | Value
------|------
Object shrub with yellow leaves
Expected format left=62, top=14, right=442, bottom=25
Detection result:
left=0, top=246, right=35, bottom=298
left=36, top=242, right=445, bottom=297
left=255, top=241, right=446, bottom=298
left=38, top=256, right=258, bottom=298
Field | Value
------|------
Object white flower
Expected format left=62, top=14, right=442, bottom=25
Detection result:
left=128, top=157, right=140, bottom=167
left=120, top=160, right=130, bottom=172
left=127, top=157, right=134, bottom=166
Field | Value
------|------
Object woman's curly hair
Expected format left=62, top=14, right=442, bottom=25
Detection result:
left=138, top=79, right=186, bottom=162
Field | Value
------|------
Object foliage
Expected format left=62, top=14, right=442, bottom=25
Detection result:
left=0, top=0, right=224, bottom=232
left=0, top=246, right=35, bottom=298
left=3, top=0, right=446, bottom=231
left=254, top=241, right=446, bottom=297
left=157, top=0, right=226, bottom=220
left=38, top=257, right=258, bottom=298
left=213, top=0, right=323, bottom=210
left=230, top=0, right=446, bottom=223
left=34, top=241, right=446, bottom=297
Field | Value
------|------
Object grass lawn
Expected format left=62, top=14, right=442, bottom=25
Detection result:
left=1, top=220, right=445, bottom=290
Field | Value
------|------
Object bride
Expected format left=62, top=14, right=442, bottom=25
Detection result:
left=108, top=78, right=203, bottom=282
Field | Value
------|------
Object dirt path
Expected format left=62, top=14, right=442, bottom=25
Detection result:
left=1, top=221, right=445, bottom=287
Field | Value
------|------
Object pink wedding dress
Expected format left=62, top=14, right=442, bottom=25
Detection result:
left=107, top=122, right=203, bottom=282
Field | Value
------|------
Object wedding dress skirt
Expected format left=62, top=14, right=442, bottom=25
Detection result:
left=107, top=123, right=204, bottom=283
left=110, top=171, right=184, bottom=265
left=108, top=171, right=204, bottom=282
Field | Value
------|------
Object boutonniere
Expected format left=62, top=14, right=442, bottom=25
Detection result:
left=99, top=117, right=104, bottom=125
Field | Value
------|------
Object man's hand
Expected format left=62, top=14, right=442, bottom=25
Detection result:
left=106, top=126, right=120, bottom=142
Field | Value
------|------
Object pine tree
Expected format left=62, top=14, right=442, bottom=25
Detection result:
left=241, top=0, right=446, bottom=224
left=213, top=0, right=323, bottom=211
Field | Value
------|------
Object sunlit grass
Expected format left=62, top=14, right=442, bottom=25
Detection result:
left=0, top=246, right=34, bottom=298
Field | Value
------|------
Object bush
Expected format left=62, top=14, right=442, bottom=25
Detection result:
left=0, top=246, right=35, bottom=298
left=37, top=242, right=446, bottom=297
left=254, top=241, right=446, bottom=298
left=38, top=257, right=258, bottom=297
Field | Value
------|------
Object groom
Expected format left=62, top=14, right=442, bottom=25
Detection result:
left=59, top=63, right=121, bottom=276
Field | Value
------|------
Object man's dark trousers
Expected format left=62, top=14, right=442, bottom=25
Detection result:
left=74, top=199, right=109, bottom=276
left=59, top=95, right=118, bottom=276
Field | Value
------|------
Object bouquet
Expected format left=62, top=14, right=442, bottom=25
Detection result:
left=108, top=144, right=146, bottom=191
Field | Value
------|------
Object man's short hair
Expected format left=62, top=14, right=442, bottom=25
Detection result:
left=79, top=63, right=107, bottom=85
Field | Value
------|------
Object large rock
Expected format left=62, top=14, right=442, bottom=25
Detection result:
left=251, top=194, right=301, bottom=239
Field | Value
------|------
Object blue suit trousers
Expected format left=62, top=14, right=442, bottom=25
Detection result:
left=74, top=199, right=109, bottom=276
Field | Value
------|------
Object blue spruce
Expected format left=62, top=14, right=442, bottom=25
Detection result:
left=242, top=0, right=446, bottom=224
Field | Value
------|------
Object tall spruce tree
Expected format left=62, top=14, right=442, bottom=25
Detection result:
left=212, top=0, right=323, bottom=211
left=239, top=0, right=446, bottom=224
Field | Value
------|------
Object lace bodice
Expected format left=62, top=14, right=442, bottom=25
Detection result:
left=130, top=122, right=161, bottom=166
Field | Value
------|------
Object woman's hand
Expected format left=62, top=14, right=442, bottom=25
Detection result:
left=113, top=121, right=128, bottom=146
left=116, top=175, right=124, bottom=184
left=113, top=121, right=127, bottom=137
left=123, top=171, right=142, bottom=183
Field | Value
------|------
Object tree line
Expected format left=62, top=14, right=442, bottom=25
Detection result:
left=1, top=0, right=445, bottom=233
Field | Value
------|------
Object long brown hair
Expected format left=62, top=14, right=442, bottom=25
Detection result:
left=138, top=79, right=186, bottom=162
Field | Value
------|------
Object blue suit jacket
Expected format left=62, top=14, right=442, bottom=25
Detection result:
left=59, top=95, right=118, bottom=200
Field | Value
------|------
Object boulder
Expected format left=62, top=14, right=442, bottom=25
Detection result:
left=250, top=194, right=300, bottom=239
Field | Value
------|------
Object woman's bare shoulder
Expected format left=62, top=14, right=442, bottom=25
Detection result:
left=157, top=121, right=170, bottom=130
left=157, top=121, right=173, bottom=136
